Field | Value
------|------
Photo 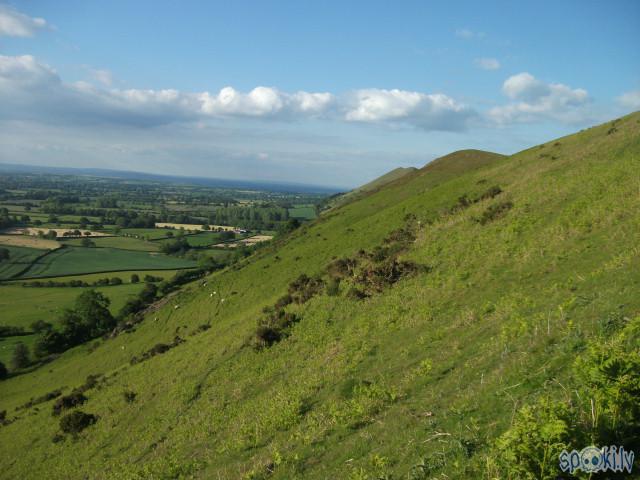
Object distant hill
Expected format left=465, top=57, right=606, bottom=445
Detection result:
left=1, top=113, right=639, bottom=479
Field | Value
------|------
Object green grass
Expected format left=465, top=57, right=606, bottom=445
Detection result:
left=17, top=269, right=178, bottom=285
left=180, top=231, right=224, bottom=247
left=16, top=246, right=197, bottom=279
left=118, top=228, right=179, bottom=240
left=62, top=236, right=160, bottom=251
left=288, top=205, right=317, bottom=220
left=0, top=245, right=48, bottom=280
left=0, top=113, right=638, bottom=479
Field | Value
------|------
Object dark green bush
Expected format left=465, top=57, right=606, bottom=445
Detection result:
left=59, top=410, right=97, bottom=434
left=53, top=391, right=88, bottom=416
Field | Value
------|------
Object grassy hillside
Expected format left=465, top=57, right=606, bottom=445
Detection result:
left=0, top=113, right=639, bottom=479
left=324, top=166, right=419, bottom=210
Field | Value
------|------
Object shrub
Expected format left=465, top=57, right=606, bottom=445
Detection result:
left=477, top=201, right=514, bottom=225
left=11, top=342, right=30, bottom=370
left=123, top=390, right=137, bottom=403
left=30, top=320, right=53, bottom=333
left=130, top=274, right=140, bottom=283
left=327, top=257, right=358, bottom=279
left=288, top=274, right=325, bottom=304
left=274, top=294, right=293, bottom=309
left=53, top=391, right=88, bottom=416
left=59, top=411, right=97, bottom=434
left=356, top=259, right=420, bottom=292
left=346, top=287, right=368, bottom=300
left=479, top=185, right=502, bottom=200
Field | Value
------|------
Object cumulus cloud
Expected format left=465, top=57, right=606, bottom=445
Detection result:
left=617, top=90, right=640, bottom=110
left=489, top=72, right=591, bottom=124
left=0, top=54, right=474, bottom=132
left=474, top=57, right=500, bottom=70
left=0, top=5, right=47, bottom=37
left=344, top=88, right=474, bottom=131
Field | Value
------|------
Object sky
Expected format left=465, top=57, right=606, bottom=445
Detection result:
left=0, top=1, right=639, bottom=188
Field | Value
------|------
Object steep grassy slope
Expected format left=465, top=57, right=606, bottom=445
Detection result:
left=0, top=113, right=639, bottom=479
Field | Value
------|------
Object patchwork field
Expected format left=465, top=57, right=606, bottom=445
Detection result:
left=0, top=234, right=60, bottom=250
left=0, top=245, right=47, bottom=280
left=119, top=228, right=177, bottom=240
left=16, top=246, right=197, bottom=279
left=62, top=236, right=161, bottom=251
left=212, top=234, right=273, bottom=248
left=0, top=277, right=179, bottom=364
left=155, top=222, right=237, bottom=231
left=5, top=227, right=109, bottom=237
left=288, top=204, right=317, bottom=220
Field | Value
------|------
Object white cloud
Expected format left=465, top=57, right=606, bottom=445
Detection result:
left=0, top=5, right=47, bottom=37
left=617, top=90, right=640, bottom=110
left=455, top=28, right=485, bottom=40
left=345, top=88, right=474, bottom=131
left=474, top=57, right=500, bottom=71
left=489, top=72, right=591, bottom=124
left=0, top=54, right=474, bottom=131
left=89, top=68, right=114, bottom=87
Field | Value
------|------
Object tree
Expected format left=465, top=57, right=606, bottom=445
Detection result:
left=109, top=277, right=123, bottom=286
left=130, top=274, right=140, bottom=284
left=0, top=248, right=9, bottom=261
left=73, top=290, right=115, bottom=338
left=11, top=342, right=30, bottom=370
left=0, top=361, right=7, bottom=379
left=80, top=237, right=95, bottom=247
left=34, top=330, right=67, bottom=357
left=30, top=320, right=53, bottom=333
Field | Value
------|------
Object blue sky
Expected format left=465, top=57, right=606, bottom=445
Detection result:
left=0, top=0, right=638, bottom=188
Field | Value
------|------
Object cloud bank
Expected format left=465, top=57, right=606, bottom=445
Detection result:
left=0, top=5, right=47, bottom=37
left=0, top=54, right=475, bottom=131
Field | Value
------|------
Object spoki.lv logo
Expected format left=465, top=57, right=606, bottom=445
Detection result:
left=559, top=445, right=634, bottom=474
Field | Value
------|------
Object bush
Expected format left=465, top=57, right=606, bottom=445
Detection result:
left=11, top=342, right=30, bottom=370
left=327, top=257, right=358, bottom=279
left=123, top=390, right=137, bottom=403
left=109, top=277, right=123, bottom=286
left=356, top=259, right=420, bottom=293
left=346, top=287, right=368, bottom=300
left=0, top=361, right=7, bottom=380
left=478, top=201, right=514, bottom=225
left=53, top=391, right=88, bottom=416
left=288, top=274, right=325, bottom=304
left=59, top=411, right=97, bottom=434
left=130, top=274, right=140, bottom=283
left=30, top=320, right=53, bottom=333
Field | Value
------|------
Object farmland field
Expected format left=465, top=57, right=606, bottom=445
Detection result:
left=118, top=228, right=179, bottom=240
left=0, top=234, right=60, bottom=250
left=16, top=246, right=197, bottom=279
left=62, top=235, right=161, bottom=251
left=288, top=204, right=317, bottom=219
left=18, top=268, right=178, bottom=285
left=0, top=245, right=47, bottom=280
left=155, top=231, right=225, bottom=247
left=0, top=278, right=170, bottom=364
